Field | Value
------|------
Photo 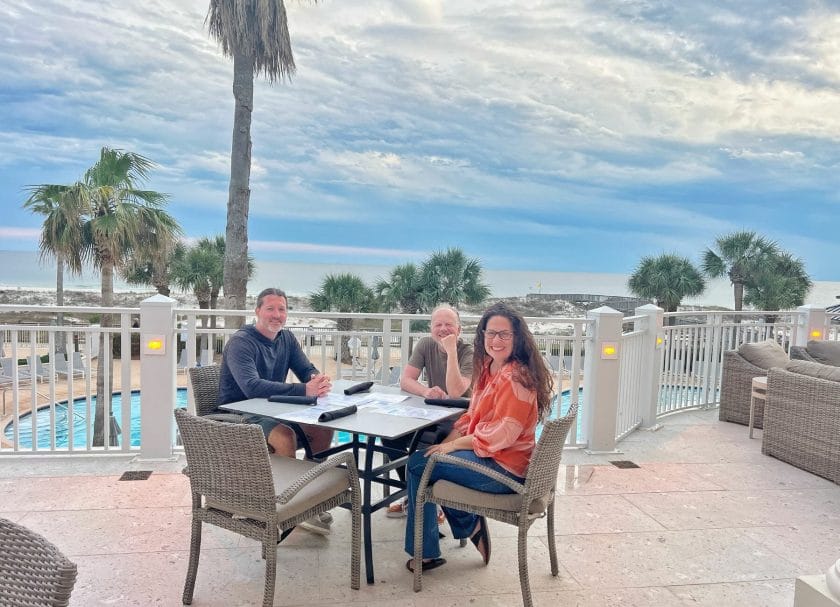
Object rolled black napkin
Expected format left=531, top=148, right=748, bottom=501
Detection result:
left=318, top=405, right=358, bottom=422
left=424, top=397, right=470, bottom=409
left=344, top=381, right=374, bottom=396
left=268, top=395, right=317, bottom=405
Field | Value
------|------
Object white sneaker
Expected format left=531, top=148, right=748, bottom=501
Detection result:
left=299, top=515, right=331, bottom=535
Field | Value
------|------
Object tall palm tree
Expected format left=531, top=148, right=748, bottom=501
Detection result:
left=628, top=253, right=706, bottom=325
left=79, top=147, right=181, bottom=446
left=205, top=0, right=299, bottom=313
left=702, top=231, right=778, bottom=311
left=743, top=252, right=812, bottom=323
left=310, top=273, right=376, bottom=364
left=417, top=247, right=491, bottom=310
left=22, top=184, right=86, bottom=355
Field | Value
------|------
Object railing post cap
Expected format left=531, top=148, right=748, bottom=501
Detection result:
left=636, top=303, right=663, bottom=313
left=140, top=294, right=177, bottom=307
left=587, top=306, right=623, bottom=318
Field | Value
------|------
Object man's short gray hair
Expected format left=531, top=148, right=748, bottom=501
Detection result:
left=430, top=303, right=461, bottom=325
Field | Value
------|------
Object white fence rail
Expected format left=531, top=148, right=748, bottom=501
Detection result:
left=2, top=302, right=836, bottom=455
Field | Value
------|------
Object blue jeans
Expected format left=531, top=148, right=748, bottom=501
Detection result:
left=403, top=449, right=523, bottom=559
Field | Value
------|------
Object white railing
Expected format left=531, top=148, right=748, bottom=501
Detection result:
left=2, top=301, right=836, bottom=455
left=1, top=306, right=140, bottom=454
left=657, top=311, right=799, bottom=417
left=1, top=304, right=591, bottom=454
left=616, top=315, right=647, bottom=440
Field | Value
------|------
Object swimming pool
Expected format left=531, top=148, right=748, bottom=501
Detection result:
left=4, top=389, right=189, bottom=450
left=6, top=387, right=584, bottom=450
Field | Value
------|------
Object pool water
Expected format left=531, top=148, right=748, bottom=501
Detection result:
left=5, top=389, right=188, bottom=450
left=7, top=388, right=584, bottom=450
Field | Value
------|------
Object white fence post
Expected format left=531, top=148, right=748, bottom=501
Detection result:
left=139, top=294, right=177, bottom=460
left=636, top=304, right=664, bottom=427
left=583, top=306, right=623, bottom=453
left=794, top=305, right=827, bottom=347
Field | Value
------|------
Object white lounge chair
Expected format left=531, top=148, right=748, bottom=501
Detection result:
left=53, top=354, right=84, bottom=378
left=0, top=358, right=33, bottom=384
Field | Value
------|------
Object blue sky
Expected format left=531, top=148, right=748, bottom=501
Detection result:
left=1, top=0, right=839, bottom=280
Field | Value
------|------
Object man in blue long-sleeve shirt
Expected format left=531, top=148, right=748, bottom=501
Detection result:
left=218, top=287, right=333, bottom=454
left=218, top=288, right=335, bottom=534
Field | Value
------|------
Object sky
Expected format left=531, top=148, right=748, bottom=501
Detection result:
left=1, top=0, right=839, bottom=281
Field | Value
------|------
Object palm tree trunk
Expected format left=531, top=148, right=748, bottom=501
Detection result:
left=337, top=318, right=353, bottom=364
left=222, top=48, right=254, bottom=327
left=733, top=281, right=744, bottom=325
left=93, top=260, right=117, bottom=447
left=56, top=253, right=66, bottom=356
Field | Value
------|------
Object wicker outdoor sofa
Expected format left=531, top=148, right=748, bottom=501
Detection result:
left=719, top=340, right=790, bottom=428
left=789, top=340, right=840, bottom=367
left=762, top=360, right=840, bottom=484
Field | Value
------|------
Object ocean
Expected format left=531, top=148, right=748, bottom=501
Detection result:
left=1, top=250, right=838, bottom=309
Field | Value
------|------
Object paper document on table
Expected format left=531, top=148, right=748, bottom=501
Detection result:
left=321, top=392, right=408, bottom=408
left=372, top=404, right=455, bottom=422
left=278, top=401, right=349, bottom=424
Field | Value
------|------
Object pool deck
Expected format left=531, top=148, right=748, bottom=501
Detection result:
left=1, top=407, right=838, bottom=606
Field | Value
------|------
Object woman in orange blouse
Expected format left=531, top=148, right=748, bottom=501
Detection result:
left=404, top=302, right=553, bottom=572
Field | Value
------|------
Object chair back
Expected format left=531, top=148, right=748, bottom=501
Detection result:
left=188, top=364, right=221, bottom=417
left=174, top=409, right=277, bottom=518
left=523, top=403, right=578, bottom=505
left=0, top=517, right=77, bottom=607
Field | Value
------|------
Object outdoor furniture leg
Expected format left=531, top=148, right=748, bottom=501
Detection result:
left=363, top=435, right=377, bottom=584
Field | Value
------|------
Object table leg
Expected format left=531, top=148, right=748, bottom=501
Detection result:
left=363, top=435, right=376, bottom=584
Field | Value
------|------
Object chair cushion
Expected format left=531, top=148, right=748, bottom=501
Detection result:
left=207, top=455, right=350, bottom=522
left=738, top=340, right=788, bottom=370
left=806, top=340, right=840, bottom=367
left=785, top=360, right=840, bottom=383
left=431, top=480, right=547, bottom=514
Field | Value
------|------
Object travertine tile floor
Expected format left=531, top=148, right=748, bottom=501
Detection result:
left=1, top=408, right=838, bottom=606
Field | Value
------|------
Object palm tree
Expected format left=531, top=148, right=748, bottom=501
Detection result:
left=702, top=231, right=779, bottom=311
left=310, top=273, right=376, bottom=364
left=205, top=0, right=299, bottom=313
left=417, top=247, right=491, bottom=311
left=22, top=184, right=86, bottom=356
left=375, top=263, right=422, bottom=314
left=80, top=147, right=180, bottom=446
left=628, top=254, right=706, bottom=325
left=120, top=238, right=184, bottom=297
left=743, top=252, right=812, bottom=323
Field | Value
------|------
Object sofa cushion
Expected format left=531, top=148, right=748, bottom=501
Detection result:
left=738, top=340, right=789, bottom=370
left=806, top=340, right=840, bottom=367
left=785, top=360, right=840, bottom=383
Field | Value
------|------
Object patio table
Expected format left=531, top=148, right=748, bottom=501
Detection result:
left=219, top=379, right=462, bottom=584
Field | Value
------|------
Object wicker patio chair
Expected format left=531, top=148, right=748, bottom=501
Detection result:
left=790, top=341, right=840, bottom=367
left=174, top=409, right=361, bottom=607
left=762, top=365, right=840, bottom=484
left=719, top=350, right=769, bottom=428
left=187, top=364, right=245, bottom=423
left=0, top=517, right=78, bottom=607
left=411, top=404, right=578, bottom=607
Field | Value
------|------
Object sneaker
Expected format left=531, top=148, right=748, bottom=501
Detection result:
left=299, top=515, right=331, bottom=535
left=386, top=498, right=408, bottom=518
left=318, top=511, right=333, bottom=525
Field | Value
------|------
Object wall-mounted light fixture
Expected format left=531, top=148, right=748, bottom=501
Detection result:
left=143, top=335, right=166, bottom=356
left=600, top=342, right=618, bottom=360
left=810, top=329, right=823, bottom=340
left=655, top=335, right=664, bottom=349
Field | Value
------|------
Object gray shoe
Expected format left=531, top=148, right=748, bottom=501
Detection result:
left=318, top=511, right=334, bottom=525
left=299, top=515, right=331, bottom=535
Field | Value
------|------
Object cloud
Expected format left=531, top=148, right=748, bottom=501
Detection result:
left=250, top=239, right=425, bottom=260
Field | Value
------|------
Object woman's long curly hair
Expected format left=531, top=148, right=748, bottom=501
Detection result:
left=472, top=302, right=554, bottom=420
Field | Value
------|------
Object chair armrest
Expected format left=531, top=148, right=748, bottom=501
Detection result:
left=416, top=452, right=526, bottom=503
left=275, top=451, right=359, bottom=504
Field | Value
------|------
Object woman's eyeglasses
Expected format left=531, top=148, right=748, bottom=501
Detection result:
left=482, top=329, right=514, bottom=341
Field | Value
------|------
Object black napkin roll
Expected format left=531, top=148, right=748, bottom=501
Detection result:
left=423, top=397, right=470, bottom=409
left=344, top=381, right=374, bottom=395
left=268, top=395, right=317, bottom=405
left=318, top=405, right=358, bottom=422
